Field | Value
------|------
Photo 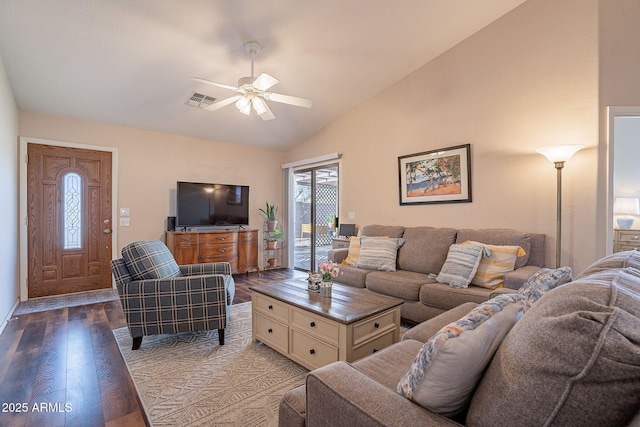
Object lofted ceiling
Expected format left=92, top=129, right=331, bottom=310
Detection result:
left=0, top=0, right=526, bottom=150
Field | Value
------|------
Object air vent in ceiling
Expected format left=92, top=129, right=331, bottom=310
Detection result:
left=185, top=92, right=216, bottom=108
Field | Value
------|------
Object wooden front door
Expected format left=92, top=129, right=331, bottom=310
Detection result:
left=27, top=144, right=113, bottom=298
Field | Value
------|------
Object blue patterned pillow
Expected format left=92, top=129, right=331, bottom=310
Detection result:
left=355, top=237, right=405, bottom=272
left=397, top=293, right=525, bottom=416
left=122, top=240, right=182, bottom=281
left=436, top=244, right=485, bottom=288
left=517, top=267, right=572, bottom=312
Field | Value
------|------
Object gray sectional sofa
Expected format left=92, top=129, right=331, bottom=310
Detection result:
left=279, top=250, right=640, bottom=427
left=328, top=225, right=546, bottom=323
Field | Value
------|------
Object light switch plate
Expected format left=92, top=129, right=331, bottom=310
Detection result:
left=120, top=217, right=130, bottom=226
left=119, top=207, right=130, bottom=217
left=348, top=211, right=355, bottom=220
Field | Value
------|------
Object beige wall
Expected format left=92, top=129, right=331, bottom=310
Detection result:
left=0, top=52, right=19, bottom=327
left=287, top=0, right=600, bottom=273
left=19, top=111, right=286, bottom=262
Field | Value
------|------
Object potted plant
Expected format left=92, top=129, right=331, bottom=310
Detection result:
left=268, top=258, right=277, bottom=268
left=259, top=202, right=278, bottom=231
left=266, top=229, right=284, bottom=250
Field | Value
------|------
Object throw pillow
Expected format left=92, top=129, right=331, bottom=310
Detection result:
left=464, top=241, right=526, bottom=289
left=122, top=240, right=182, bottom=281
left=436, top=244, right=486, bottom=288
left=397, top=293, right=526, bottom=416
left=517, top=266, right=573, bottom=312
left=355, top=236, right=405, bottom=272
left=341, top=236, right=361, bottom=265
left=466, top=268, right=640, bottom=426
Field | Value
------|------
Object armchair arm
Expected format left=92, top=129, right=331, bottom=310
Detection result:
left=180, top=262, right=232, bottom=276
left=306, top=362, right=461, bottom=427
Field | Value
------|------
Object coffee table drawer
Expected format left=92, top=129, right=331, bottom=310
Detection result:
left=254, top=312, right=288, bottom=354
left=290, top=329, right=338, bottom=370
left=253, top=293, right=289, bottom=324
left=352, top=329, right=396, bottom=361
left=291, top=307, right=339, bottom=344
left=353, top=310, right=396, bottom=345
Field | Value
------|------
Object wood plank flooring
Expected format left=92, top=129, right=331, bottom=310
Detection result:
left=0, top=269, right=304, bottom=427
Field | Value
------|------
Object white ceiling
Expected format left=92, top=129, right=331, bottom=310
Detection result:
left=0, top=0, right=526, bottom=150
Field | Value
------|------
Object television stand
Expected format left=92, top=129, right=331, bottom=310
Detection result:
left=166, top=229, right=259, bottom=275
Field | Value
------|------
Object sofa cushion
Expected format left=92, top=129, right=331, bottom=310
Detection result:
left=436, top=244, right=485, bottom=288
left=575, top=249, right=640, bottom=279
left=341, top=236, right=361, bottom=265
left=397, top=294, right=525, bottom=417
left=361, top=224, right=405, bottom=238
left=353, top=339, right=425, bottom=390
left=467, top=268, right=640, bottom=427
left=464, top=241, right=524, bottom=289
left=355, top=237, right=405, bottom=272
left=397, top=227, right=457, bottom=275
left=420, top=282, right=497, bottom=310
left=456, top=229, right=531, bottom=268
left=366, top=270, right=433, bottom=301
left=121, top=240, right=182, bottom=281
left=517, top=266, right=573, bottom=312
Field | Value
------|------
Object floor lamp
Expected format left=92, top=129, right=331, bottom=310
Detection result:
left=536, top=144, right=585, bottom=268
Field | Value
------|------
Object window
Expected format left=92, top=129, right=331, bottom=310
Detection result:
left=63, top=172, right=82, bottom=249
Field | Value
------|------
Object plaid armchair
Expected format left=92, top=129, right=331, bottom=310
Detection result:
left=110, top=240, right=235, bottom=350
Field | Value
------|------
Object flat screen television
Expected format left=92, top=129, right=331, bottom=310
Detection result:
left=176, top=181, right=250, bottom=228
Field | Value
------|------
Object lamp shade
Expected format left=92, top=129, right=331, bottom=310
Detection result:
left=536, top=144, right=585, bottom=163
left=614, top=197, right=640, bottom=215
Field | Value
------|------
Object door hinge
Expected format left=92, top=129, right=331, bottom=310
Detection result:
left=25, top=154, right=28, bottom=164
left=25, top=217, right=28, bottom=226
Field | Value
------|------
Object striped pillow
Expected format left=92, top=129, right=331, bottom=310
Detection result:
left=436, top=244, right=485, bottom=288
left=341, top=236, right=361, bottom=265
left=464, top=241, right=526, bottom=289
left=355, top=237, right=405, bottom=272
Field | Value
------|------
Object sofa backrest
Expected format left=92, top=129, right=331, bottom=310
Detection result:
left=397, top=227, right=457, bottom=274
left=361, top=224, right=405, bottom=238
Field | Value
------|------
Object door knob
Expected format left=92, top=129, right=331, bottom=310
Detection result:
left=103, top=229, right=111, bottom=234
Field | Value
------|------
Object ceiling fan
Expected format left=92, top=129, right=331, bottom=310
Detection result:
left=191, top=41, right=313, bottom=120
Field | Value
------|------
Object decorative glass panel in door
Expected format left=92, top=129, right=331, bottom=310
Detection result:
left=293, top=164, right=338, bottom=271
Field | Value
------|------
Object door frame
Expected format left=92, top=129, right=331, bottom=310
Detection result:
left=283, top=154, right=341, bottom=270
left=606, top=106, right=640, bottom=256
left=19, top=136, right=119, bottom=302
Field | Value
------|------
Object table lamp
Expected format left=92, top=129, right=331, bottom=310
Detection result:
left=614, top=197, right=640, bottom=229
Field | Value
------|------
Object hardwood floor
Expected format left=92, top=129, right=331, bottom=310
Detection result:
left=0, top=269, right=304, bottom=427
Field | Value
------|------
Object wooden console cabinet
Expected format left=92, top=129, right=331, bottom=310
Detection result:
left=166, top=229, right=259, bottom=274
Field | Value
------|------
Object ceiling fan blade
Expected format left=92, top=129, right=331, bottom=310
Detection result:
left=259, top=101, right=275, bottom=121
left=252, top=73, right=279, bottom=91
left=191, top=77, right=239, bottom=92
left=203, top=95, right=242, bottom=111
left=263, top=92, right=313, bottom=108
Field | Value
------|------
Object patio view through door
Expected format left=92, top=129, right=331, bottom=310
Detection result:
left=293, top=164, right=338, bottom=272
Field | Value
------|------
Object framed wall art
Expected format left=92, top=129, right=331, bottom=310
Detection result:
left=398, top=144, right=472, bottom=205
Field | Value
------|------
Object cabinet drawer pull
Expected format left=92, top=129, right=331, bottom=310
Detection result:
left=268, top=305, right=273, bottom=310
left=217, top=248, right=226, bottom=253
left=268, top=328, right=273, bottom=334
left=217, top=236, right=227, bottom=240
left=374, top=322, right=380, bottom=329
left=310, top=321, right=316, bottom=327
left=309, top=349, right=315, bottom=355
left=634, top=235, right=639, bottom=240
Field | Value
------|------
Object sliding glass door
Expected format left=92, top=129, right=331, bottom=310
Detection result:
left=292, top=164, right=339, bottom=272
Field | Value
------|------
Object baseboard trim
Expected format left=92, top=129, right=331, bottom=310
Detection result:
left=0, top=298, right=20, bottom=335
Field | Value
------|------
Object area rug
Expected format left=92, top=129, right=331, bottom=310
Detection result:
left=13, top=288, right=119, bottom=315
left=113, top=302, right=309, bottom=426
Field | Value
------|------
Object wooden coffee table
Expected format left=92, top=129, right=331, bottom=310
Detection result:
left=249, top=279, right=403, bottom=370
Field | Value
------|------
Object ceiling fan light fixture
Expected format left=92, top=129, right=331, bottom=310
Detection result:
left=235, top=97, right=251, bottom=115
left=252, top=97, right=267, bottom=115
